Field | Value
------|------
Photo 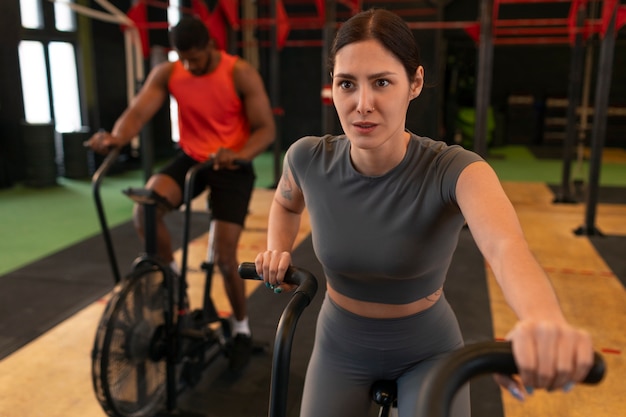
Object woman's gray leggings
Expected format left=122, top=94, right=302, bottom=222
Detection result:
left=299, top=293, right=470, bottom=417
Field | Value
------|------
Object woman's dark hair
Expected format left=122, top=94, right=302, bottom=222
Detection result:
left=329, top=9, right=422, bottom=82
left=169, top=17, right=210, bottom=51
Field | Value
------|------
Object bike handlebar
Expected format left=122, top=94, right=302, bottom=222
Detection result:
left=238, top=262, right=318, bottom=417
left=238, top=262, right=606, bottom=417
left=415, top=340, right=606, bottom=417
left=238, top=262, right=318, bottom=302
left=92, top=149, right=253, bottom=286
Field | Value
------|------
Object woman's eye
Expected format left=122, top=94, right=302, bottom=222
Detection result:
left=376, top=79, right=390, bottom=87
left=338, top=80, right=353, bottom=89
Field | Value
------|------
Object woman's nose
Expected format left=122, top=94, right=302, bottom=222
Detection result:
left=356, top=88, right=374, bottom=114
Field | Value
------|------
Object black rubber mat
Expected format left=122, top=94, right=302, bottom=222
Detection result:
left=175, top=229, right=504, bottom=417
left=0, top=224, right=504, bottom=415
left=0, top=210, right=210, bottom=360
left=589, top=234, right=626, bottom=289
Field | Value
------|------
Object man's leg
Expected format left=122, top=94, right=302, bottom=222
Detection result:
left=213, top=219, right=252, bottom=371
left=214, top=220, right=246, bottom=320
left=133, top=173, right=183, bottom=265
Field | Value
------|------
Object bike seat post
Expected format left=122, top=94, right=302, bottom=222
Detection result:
left=371, top=380, right=397, bottom=417
left=123, top=188, right=172, bottom=258
left=143, top=200, right=158, bottom=257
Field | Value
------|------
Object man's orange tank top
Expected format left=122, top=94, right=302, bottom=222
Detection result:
left=168, top=51, right=250, bottom=162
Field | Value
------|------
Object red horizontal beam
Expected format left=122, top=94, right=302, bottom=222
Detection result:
left=284, top=39, right=324, bottom=47
left=240, top=17, right=325, bottom=29
left=496, top=0, right=574, bottom=3
left=387, top=8, right=437, bottom=18
left=130, top=22, right=171, bottom=30
left=336, top=8, right=436, bottom=20
left=495, top=26, right=570, bottom=35
left=495, top=18, right=569, bottom=27
left=494, top=36, right=570, bottom=45
left=242, top=35, right=574, bottom=47
left=405, top=21, right=479, bottom=30
left=238, top=39, right=324, bottom=48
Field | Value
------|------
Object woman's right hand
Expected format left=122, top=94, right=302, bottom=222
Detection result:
left=254, top=250, right=297, bottom=293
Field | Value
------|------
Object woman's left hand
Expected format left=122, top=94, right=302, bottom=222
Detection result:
left=494, top=319, right=594, bottom=401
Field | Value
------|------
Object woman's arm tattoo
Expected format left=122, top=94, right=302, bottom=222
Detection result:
left=280, top=164, right=293, bottom=201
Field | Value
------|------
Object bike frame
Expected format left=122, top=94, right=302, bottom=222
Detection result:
left=91, top=151, right=242, bottom=415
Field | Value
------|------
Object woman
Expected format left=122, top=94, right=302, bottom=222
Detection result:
left=255, top=9, right=593, bottom=416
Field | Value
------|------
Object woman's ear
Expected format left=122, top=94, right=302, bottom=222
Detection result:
left=409, top=66, right=425, bottom=100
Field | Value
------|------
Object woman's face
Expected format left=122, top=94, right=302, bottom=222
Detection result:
left=332, top=39, right=423, bottom=154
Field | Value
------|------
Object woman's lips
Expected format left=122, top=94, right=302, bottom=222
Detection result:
left=353, top=122, right=377, bottom=134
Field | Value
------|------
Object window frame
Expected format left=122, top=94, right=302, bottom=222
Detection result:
left=19, top=0, right=87, bottom=131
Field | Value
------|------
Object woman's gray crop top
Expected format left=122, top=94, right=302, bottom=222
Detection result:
left=286, top=132, right=484, bottom=304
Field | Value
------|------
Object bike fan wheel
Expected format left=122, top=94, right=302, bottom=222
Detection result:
left=92, top=265, right=172, bottom=417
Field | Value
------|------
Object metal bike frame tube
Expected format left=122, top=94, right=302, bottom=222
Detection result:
left=92, top=148, right=122, bottom=283
left=237, top=263, right=318, bottom=417
left=180, top=163, right=204, bottom=296
left=166, top=264, right=178, bottom=412
left=203, top=219, right=219, bottom=320
left=269, top=294, right=311, bottom=417
left=143, top=202, right=157, bottom=256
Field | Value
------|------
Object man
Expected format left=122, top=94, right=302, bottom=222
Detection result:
left=87, top=16, right=275, bottom=372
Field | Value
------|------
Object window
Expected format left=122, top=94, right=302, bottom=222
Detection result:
left=49, top=42, right=81, bottom=132
left=20, top=0, right=77, bottom=31
left=19, top=0, right=83, bottom=132
left=54, top=0, right=76, bottom=32
left=20, top=0, right=43, bottom=29
left=19, top=40, right=51, bottom=124
left=168, top=0, right=181, bottom=27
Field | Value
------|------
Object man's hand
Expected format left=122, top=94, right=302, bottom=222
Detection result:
left=210, top=147, right=247, bottom=170
left=84, top=130, right=121, bottom=154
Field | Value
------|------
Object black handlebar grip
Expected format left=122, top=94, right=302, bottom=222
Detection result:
left=238, top=262, right=262, bottom=281
left=232, top=159, right=253, bottom=168
left=200, top=158, right=252, bottom=170
left=416, top=341, right=606, bottom=417
left=238, top=262, right=318, bottom=303
left=584, top=351, right=606, bottom=384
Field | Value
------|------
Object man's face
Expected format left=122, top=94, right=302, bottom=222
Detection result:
left=177, top=44, right=212, bottom=76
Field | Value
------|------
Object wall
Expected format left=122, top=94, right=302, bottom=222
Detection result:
left=0, top=0, right=25, bottom=187
left=1, top=0, right=625, bottom=188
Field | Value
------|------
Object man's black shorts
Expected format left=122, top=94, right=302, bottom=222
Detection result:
left=159, top=150, right=256, bottom=226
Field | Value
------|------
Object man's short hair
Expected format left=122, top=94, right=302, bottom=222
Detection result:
left=169, top=17, right=210, bottom=51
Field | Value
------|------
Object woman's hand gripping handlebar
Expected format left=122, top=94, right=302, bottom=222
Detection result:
left=415, top=340, right=606, bottom=417
left=238, top=262, right=318, bottom=417
left=238, top=262, right=317, bottom=303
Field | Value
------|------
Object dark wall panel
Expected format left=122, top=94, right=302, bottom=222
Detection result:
left=0, top=0, right=24, bottom=187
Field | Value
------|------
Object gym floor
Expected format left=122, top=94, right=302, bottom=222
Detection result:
left=0, top=147, right=624, bottom=416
